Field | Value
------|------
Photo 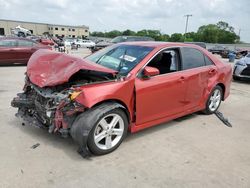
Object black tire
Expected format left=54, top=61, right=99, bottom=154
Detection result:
left=70, top=102, right=128, bottom=156
left=233, top=75, right=241, bottom=81
left=87, top=108, right=128, bottom=155
left=203, top=86, right=223, bottom=115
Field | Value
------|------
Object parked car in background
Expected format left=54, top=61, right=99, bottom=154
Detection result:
left=63, top=38, right=76, bottom=48
left=184, top=42, right=206, bottom=49
left=208, top=45, right=229, bottom=55
left=0, top=37, right=51, bottom=65
left=11, top=42, right=232, bottom=157
left=11, top=25, right=32, bottom=37
left=39, top=38, right=55, bottom=46
left=91, top=35, right=155, bottom=52
left=75, top=39, right=95, bottom=48
left=233, top=53, right=250, bottom=80
left=221, top=49, right=249, bottom=59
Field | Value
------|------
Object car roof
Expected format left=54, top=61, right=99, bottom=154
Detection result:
left=119, top=41, right=204, bottom=49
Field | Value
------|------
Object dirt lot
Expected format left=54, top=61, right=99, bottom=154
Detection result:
left=0, top=49, right=250, bottom=188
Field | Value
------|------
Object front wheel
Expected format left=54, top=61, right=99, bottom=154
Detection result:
left=203, top=86, right=223, bottom=114
left=87, top=108, right=128, bottom=155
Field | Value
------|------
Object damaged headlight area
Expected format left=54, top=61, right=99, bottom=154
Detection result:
left=11, top=80, right=85, bottom=138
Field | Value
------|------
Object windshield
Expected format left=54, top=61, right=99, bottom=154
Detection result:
left=86, top=44, right=154, bottom=76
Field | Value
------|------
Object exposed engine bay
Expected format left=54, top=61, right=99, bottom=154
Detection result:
left=11, top=70, right=117, bottom=137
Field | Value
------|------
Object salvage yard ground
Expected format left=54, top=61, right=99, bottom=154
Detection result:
left=0, top=48, right=250, bottom=188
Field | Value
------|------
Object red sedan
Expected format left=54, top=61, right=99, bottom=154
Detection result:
left=11, top=42, right=232, bottom=157
left=0, top=37, right=51, bottom=65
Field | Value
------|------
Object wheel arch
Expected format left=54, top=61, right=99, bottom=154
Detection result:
left=91, top=99, right=131, bottom=123
left=216, top=83, right=225, bottom=100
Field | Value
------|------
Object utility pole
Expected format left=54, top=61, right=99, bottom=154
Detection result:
left=238, top=28, right=241, bottom=41
left=184, top=14, right=192, bottom=41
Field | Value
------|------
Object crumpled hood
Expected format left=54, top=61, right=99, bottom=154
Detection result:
left=27, top=49, right=117, bottom=88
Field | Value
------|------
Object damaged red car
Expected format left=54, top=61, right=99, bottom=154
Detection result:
left=11, top=42, right=232, bottom=157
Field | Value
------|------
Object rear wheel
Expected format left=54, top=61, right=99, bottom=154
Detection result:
left=204, top=86, right=222, bottom=114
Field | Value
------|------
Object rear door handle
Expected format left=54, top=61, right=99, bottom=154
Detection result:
left=179, top=76, right=185, bottom=82
left=209, top=69, right=216, bottom=74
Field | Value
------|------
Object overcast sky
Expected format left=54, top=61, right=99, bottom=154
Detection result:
left=0, top=0, right=249, bottom=42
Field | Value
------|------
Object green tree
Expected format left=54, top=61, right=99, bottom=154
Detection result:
left=122, top=29, right=136, bottom=36
left=90, top=31, right=105, bottom=37
left=105, top=30, right=122, bottom=38
left=169, top=33, right=183, bottom=42
left=196, top=21, right=238, bottom=43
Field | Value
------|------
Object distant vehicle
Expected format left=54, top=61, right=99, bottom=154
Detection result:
left=11, top=25, right=32, bottom=37
left=233, top=53, right=250, bottom=80
left=184, top=42, right=206, bottom=49
left=75, top=39, right=95, bottom=48
left=221, top=49, right=248, bottom=59
left=91, top=36, right=155, bottom=52
left=0, top=37, right=51, bottom=65
left=208, top=45, right=229, bottom=55
left=63, top=38, right=76, bottom=48
left=38, top=38, right=55, bottom=46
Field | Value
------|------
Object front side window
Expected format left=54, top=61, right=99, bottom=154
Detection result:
left=147, top=49, right=180, bottom=75
left=86, top=45, right=154, bottom=76
left=181, top=47, right=205, bottom=70
left=0, top=40, right=16, bottom=47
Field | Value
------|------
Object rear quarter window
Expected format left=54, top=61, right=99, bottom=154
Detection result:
left=181, top=47, right=206, bottom=70
left=204, top=55, right=214, bottom=65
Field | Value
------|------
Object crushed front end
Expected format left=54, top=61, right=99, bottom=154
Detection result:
left=11, top=78, right=85, bottom=138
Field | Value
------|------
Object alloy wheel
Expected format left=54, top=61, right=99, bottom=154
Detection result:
left=94, top=113, right=125, bottom=150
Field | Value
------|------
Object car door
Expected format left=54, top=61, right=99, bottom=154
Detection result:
left=180, top=47, right=217, bottom=110
left=16, top=40, right=37, bottom=64
left=0, top=39, right=18, bottom=65
left=135, top=48, right=188, bottom=125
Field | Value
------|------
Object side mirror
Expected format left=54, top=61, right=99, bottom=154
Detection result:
left=143, top=66, right=160, bottom=78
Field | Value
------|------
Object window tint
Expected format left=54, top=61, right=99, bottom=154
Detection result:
left=17, top=40, right=34, bottom=47
left=181, top=47, right=205, bottom=70
left=204, top=55, right=214, bottom=65
left=0, top=40, right=16, bottom=47
left=147, top=49, right=180, bottom=75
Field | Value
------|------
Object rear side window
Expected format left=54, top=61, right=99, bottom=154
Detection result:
left=0, top=40, right=16, bottom=47
left=17, top=40, right=34, bottom=47
left=204, top=55, right=214, bottom=65
left=181, top=47, right=205, bottom=70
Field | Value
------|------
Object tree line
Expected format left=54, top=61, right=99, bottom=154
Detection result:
left=90, top=21, right=240, bottom=44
